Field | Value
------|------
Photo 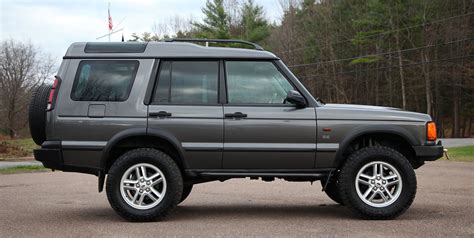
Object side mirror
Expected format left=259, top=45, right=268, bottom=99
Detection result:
left=285, top=90, right=307, bottom=108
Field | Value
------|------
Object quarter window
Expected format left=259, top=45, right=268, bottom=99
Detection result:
left=71, top=60, right=138, bottom=101
left=152, top=61, right=219, bottom=104
left=225, top=61, right=294, bottom=104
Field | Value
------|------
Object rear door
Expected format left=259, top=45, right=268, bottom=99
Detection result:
left=147, top=60, right=224, bottom=169
left=222, top=61, right=317, bottom=169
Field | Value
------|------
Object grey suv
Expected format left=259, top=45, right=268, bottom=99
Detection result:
left=29, top=39, right=443, bottom=221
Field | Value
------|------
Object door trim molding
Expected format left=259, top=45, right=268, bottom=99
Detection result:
left=181, top=142, right=339, bottom=152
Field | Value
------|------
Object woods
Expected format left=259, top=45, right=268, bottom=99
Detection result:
left=0, top=40, right=55, bottom=138
left=132, top=0, right=473, bottom=137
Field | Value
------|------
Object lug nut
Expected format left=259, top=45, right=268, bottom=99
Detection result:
left=139, top=189, right=143, bottom=193
left=382, top=181, right=386, bottom=184
left=146, top=188, right=150, bottom=192
left=146, top=181, right=151, bottom=185
left=371, top=180, right=375, bottom=184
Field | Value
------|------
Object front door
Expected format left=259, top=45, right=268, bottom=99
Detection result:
left=147, top=60, right=223, bottom=169
left=222, top=61, right=317, bottom=169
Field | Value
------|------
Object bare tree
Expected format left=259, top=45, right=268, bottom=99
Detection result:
left=0, top=39, right=55, bottom=138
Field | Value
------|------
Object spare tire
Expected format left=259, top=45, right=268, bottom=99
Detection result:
left=29, top=84, right=52, bottom=145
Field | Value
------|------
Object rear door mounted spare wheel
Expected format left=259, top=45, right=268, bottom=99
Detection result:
left=29, top=84, right=52, bottom=145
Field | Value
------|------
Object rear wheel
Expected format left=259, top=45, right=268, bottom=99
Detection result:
left=106, top=148, right=183, bottom=222
left=338, top=146, right=416, bottom=219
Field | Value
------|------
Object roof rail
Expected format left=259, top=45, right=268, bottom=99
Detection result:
left=165, top=38, right=264, bottom=51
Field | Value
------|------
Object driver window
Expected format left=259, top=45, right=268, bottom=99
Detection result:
left=225, top=61, right=295, bottom=104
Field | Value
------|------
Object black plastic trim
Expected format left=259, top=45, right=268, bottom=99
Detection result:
left=413, top=145, right=444, bottom=161
left=143, top=59, right=160, bottom=105
left=166, top=38, right=264, bottom=50
left=84, top=42, right=147, bottom=53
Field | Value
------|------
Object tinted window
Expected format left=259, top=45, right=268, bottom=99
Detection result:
left=226, top=61, right=294, bottom=104
left=152, top=61, right=219, bottom=104
left=71, top=60, right=138, bottom=101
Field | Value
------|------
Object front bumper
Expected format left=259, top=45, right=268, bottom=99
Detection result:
left=412, top=141, right=444, bottom=161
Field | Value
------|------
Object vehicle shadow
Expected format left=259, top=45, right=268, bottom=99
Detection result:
left=53, top=202, right=432, bottom=222
left=172, top=203, right=353, bottom=221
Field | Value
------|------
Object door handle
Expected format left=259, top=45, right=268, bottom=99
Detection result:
left=149, top=111, right=172, bottom=118
left=225, top=112, right=247, bottom=118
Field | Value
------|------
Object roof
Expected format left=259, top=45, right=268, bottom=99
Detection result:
left=64, top=42, right=279, bottom=59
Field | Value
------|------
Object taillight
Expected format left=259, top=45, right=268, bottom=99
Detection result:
left=426, top=121, right=437, bottom=141
left=47, top=76, right=61, bottom=111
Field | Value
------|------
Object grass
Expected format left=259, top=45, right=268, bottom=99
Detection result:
left=444, top=146, right=474, bottom=162
left=0, top=138, right=38, bottom=160
left=0, top=165, right=47, bottom=174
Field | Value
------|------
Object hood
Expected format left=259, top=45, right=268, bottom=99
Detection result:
left=316, top=104, right=432, bottom=122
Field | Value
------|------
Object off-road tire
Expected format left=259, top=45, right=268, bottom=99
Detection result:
left=179, top=185, right=193, bottom=204
left=106, top=148, right=183, bottom=222
left=29, top=84, right=52, bottom=145
left=338, top=146, right=416, bottom=219
left=321, top=176, right=344, bottom=205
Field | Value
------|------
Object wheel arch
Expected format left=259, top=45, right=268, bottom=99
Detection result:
left=100, top=128, right=187, bottom=173
left=334, top=125, right=419, bottom=169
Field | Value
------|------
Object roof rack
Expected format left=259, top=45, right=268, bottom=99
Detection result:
left=165, top=38, right=264, bottom=51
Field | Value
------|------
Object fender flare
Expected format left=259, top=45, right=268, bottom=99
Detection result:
left=333, top=125, right=419, bottom=168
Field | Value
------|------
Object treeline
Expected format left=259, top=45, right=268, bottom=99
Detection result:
left=132, top=0, right=473, bottom=137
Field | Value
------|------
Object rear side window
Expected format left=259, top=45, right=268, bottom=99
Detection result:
left=71, top=60, right=138, bottom=101
left=152, top=61, right=219, bottom=104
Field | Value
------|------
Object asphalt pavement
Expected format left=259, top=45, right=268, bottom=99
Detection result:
left=0, top=160, right=473, bottom=237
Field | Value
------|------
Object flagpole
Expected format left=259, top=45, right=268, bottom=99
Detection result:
left=108, top=2, right=111, bottom=42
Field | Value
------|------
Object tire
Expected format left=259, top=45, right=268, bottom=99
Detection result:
left=106, top=148, right=183, bottom=222
left=321, top=177, right=344, bottom=205
left=179, top=185, right=193, bottom=204
left=28, top=84, right=52, bottom=145
left=338, top=146, right=416, bottom=220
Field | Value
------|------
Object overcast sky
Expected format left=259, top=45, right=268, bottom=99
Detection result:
left=0, top=0, right=283, bottom=64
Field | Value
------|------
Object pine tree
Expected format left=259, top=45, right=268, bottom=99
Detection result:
left=239, top=0, right=270, bottom=43
left=193, top=0, right=230, bottom=39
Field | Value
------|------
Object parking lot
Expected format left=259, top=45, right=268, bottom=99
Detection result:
left=0, top=160, right=473, bottom=237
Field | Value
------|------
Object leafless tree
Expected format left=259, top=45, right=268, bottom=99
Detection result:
left=0, top=39, right=55, bottom=138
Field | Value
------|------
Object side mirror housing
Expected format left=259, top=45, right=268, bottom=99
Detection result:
left=285, top=90, right=307, bottom=108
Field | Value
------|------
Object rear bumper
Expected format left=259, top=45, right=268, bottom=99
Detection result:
left=413, top=141, right=444, bottom=161
left=34, top=141, right=101, bottom=175
left=34, top=141, right=63, bottom=170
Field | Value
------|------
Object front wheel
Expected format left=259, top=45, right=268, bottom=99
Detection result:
left=106, top=148, right=183, bottom=222
left=338, top=146, right=417, bottom=219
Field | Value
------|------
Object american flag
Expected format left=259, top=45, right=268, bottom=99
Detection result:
left=108, top=6, right=113, bottom=31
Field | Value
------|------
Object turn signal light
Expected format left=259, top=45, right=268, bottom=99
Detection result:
left=426, top=122, right=437, bottom=141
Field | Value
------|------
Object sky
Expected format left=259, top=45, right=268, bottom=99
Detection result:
left=0, top=0, right=283, bottom=64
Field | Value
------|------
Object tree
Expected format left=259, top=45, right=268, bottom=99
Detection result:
left=0, top=39, right=55, bottom=138
left=239, top=0, right=270, bottom=43
left=192, top=0, right=230, bottom=39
